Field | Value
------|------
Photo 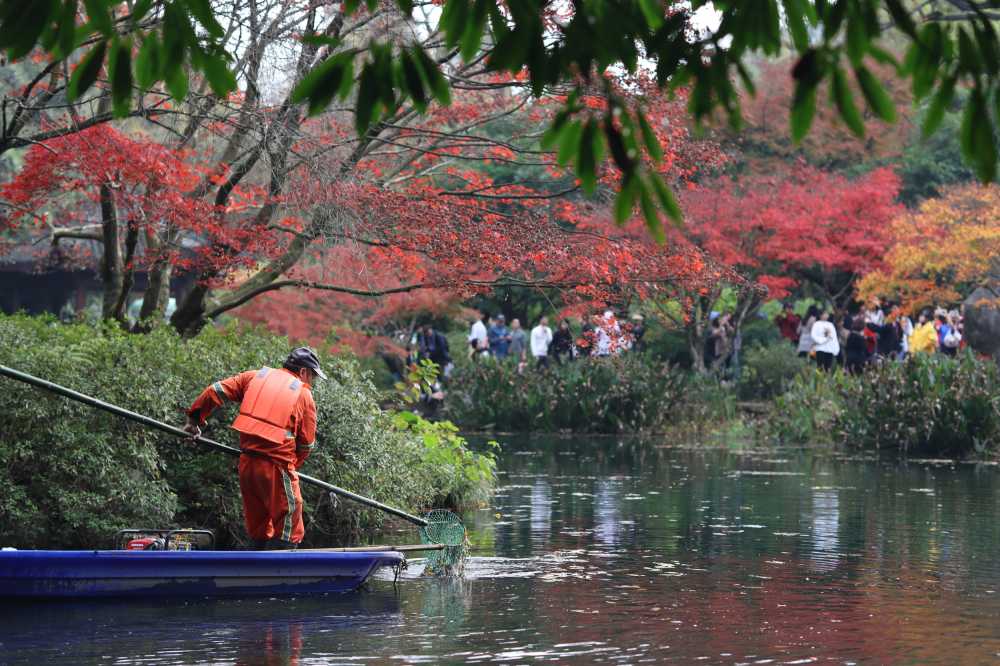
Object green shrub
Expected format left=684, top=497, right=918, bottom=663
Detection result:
left=738, top=343, right=809, bottom=400
left=834, top=353, right=1000, bottom=456
left=0, top=314, right=495, bottom=548
left=740, top=317, right=783, bottom=350
left=676, top=374, right=739, bottom=427
left=763, top=354, right=1000, bottom=456
left=445, top=354, right=688, bottom=433
left=393, top=411, right=498, bottom=508
left=0, top=317, right=178, bottom=548
left=764, top=369, right=848, bottom=445
left=640, top=327, right=694, bottom=367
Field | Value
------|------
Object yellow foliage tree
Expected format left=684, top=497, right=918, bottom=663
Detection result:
left=858, top=183, right=1000, bottom=311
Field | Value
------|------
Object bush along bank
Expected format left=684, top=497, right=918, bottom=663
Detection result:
left=443, top=338, right=1000, bottom=459
left=0, top=314, right=496, bottom=549
left=444, top=353, right=740, bottom=434
left=764, top=352, right=1000, bottom=456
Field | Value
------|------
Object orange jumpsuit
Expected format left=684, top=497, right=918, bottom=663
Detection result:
left=188, top=367, right=317, bottom=545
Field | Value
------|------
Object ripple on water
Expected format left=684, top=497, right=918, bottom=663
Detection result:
left=6, top=442, right=1000, bottom=665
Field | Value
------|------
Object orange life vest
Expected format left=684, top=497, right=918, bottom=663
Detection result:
left=231, top=367, right=304, bottom=444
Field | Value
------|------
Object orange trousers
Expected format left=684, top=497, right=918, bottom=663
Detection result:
left=238, top=455, right=304, bottom=544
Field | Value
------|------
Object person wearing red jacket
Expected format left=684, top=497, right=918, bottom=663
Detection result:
left=183, top=348, right=325, bottom=549
left=774, top=303, right=801, bottom=346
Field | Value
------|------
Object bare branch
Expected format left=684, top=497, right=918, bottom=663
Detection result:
left=0, top=107, right=172, bottom=154
left=438, top=186, right=581, bottom=200
left=204, top=280, right=432, bottom=318
left=45, top=222, right=104, bottom=244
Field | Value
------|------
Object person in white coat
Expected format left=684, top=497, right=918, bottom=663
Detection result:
left=468, top=311, right=489, bottom=358
left=797, top=305, right=819, bottom=358
left=810, top=310, right=840, bottom=372
left=530, top=316, right=554, bottom=368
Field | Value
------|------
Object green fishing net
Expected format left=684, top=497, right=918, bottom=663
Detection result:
left=419, top=509, right=468, bottom=576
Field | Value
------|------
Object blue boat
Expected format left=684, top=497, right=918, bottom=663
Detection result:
left=0, top=549, right=405, bottom=598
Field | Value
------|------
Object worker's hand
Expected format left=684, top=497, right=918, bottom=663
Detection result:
left=183, top=417, right=202, bottom=442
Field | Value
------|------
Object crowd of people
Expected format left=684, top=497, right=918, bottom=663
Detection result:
left=384, top=310, right=646, bottom=416
left=391, top=299, right=962, bottom=409
left=468, top=309, right=647, bottom=368
left=774, top=300, right=965, bottom=373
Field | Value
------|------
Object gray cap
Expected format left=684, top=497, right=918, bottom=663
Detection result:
left=285, top=347, right=327, bottom=380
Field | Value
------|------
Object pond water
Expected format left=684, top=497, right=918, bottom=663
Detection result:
left=3, top=435, right=1000, bottom=664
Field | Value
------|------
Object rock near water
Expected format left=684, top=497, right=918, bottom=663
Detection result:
left=963, top=282, right=1000, bottom=362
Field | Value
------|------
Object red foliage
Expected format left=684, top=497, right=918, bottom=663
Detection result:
left=2, top=69, right=735, bottom=350
left=234, top=179, right=741, bottom=353
left=232, top=79, right=733, bottom=353
left=235, top=246, right=468, bottom=351
left=678, top=165, right=903, bottom=301
left=0, top=125, right=265, bottom=275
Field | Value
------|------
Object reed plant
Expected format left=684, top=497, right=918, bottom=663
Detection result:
left=764, top=353, right=1000, bottom=456
left=445, top=354, right=688, bottom=433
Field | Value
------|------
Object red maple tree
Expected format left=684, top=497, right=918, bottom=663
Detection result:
left=1, top=3, right=733, bottom=343
left=225, top=75, right=733, bottom=351
left=683, top=165, right=901, bottom=301
left=639, top=165, right=902, bottom=370
left=0, top=124, right=266, bottom=322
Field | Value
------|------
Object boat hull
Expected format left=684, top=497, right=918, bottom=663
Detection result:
left=0, top=550, right=404, bottom=598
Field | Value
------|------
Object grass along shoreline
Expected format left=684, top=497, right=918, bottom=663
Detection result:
left=443, top=345, right=1000, bottom=459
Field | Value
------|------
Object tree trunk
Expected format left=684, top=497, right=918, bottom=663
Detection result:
left=139, top=262, right=172, bottom=324
left=730, top=287, right=765, bottom=349
left=168, top=3, right=335, bottom=337
left=170, top=282, right=211, bottom=337
left=687, top=294, right=717, bottom=375
left=98, top=182, right=123, bottom=321
left=110, top=218, right=139, bottom=323
left=136, top=225, right=177, bottom=328
left=689, top=326, right=705, bottom=374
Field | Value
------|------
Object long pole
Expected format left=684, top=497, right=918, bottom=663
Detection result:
left=0, top=365, right=428, bottom=528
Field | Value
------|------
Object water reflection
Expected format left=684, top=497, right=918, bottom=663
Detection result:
left=593, top=478, right=623, bottom=547
left=235, top=623, right=301, bottom=666
left=465, top=436, right=1000, bottom=664
left=529, top=477, right=551, bottom=548
left=809, top=489, right=840, bottom=572
left=4, top=436, right=1000, bottom=664
left=0, top=593, right=401, bottom=664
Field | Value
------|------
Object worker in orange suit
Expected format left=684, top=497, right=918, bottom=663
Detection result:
left=183, top=348, right=324, bottom=550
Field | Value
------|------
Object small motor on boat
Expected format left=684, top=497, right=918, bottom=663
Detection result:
left=125, top=535, right=165, bottom=551
left=116, top=529, right=215, bottom=551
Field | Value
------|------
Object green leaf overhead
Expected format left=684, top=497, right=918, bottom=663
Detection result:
left=3, top=0, right=1000, bottom=245
left=66, top=39, right=106, bottom=101
left=292, top=52, right=354, bottom=116
left=108, top=37, right=133, bottom=117
left=0, top=0, right=54, bottom=60
left=831, top=65, right=865, bottom=137
left=855, top=64, right=896, bottom=122
left=82, top=0, right=111, bottom=36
